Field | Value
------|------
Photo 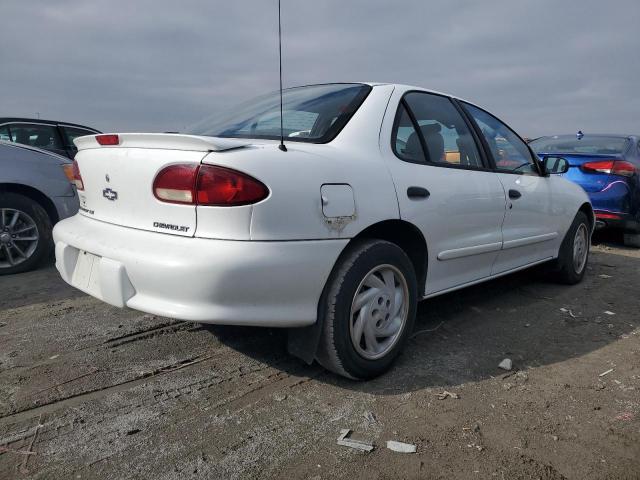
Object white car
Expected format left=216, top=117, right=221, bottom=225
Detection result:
left=53, top=83, right=593, bottom=379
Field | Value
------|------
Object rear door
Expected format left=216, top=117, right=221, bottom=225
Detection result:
left=461, top=102, right=563, bottom=273
left=381, top=91, right=507, bottom=295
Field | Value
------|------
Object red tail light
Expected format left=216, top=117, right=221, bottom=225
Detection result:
left=72, top=160, right=84, bottom=190
left=581, top=160, right=615, bottom=174
left=153, top=164, right=268, bottom=206
left=197, top=165, right=269, bottom=206
left=153, top=164, right=198, bottom=204
left=595, top=211, right=621, bottom=220
left=611, top=161, right=636, bottom=177
left=96, top=134, right=120, bottom=146
left=582, top=160, right=636, bottom=177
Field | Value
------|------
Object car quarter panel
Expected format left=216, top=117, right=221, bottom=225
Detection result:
left=1, top=144, right=78, bottom=222
left=551, top=175, right=594, bottom=228
left=1, top=144, right=75, bottom=198
left=198, top=85, right=400, bottom=241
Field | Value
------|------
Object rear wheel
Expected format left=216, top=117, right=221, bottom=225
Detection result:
left=316, top=240, right=417, bottom=380
left=0, top=193, right=52, bottom=275
left=550, top=211, right=590, bottom=284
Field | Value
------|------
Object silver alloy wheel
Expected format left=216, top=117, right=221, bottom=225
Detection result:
left=0, top=208, right=39, bottom=268
left=349, top=264, right=409, bottom=360
left=572, top=223, right=589, bottom=274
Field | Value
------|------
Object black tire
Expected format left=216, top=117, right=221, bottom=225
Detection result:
left=316, top=239, right=418, bottom=380
left=623, top=232, right=640, bottom=248
left=549, top=211, right=590, bottom=285
left=0, top=193, right=53, bottom=275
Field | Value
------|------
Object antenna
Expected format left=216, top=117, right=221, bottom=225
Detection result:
left=278, top=0, right=287, bottom=152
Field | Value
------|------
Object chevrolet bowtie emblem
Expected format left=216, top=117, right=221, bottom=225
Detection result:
left=103, top=188, right=118, bottom=201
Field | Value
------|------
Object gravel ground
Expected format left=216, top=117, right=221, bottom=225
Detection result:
left=0, top=233, right=639, bottom=479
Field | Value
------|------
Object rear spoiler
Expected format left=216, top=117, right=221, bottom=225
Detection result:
left=74, top=133, right=252, bottom=152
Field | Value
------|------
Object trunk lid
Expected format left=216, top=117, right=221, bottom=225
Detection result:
left=74, top=134, right=251, bottom=236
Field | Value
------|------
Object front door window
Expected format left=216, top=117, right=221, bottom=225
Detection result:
left=463, top=103, right=538, bottom=175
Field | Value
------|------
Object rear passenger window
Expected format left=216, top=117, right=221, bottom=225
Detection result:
left=8, top=123, right=63, bottom=150
left=0, top=125, right=11, bottom=142
left=392, top=92, right=483, bottom=168
left=62, top=127, right=95, bottom=148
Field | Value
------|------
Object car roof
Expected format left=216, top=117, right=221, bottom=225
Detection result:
left=0, top=117, right=99, bottom=131
left=285, top=82, right=475, bottom=107
left=285, top=82, right=458, bottom=97
left=370, top=82, right=457, bottom=95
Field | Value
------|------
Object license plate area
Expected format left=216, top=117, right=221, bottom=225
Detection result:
left=71, top=250, right=101, bottom=294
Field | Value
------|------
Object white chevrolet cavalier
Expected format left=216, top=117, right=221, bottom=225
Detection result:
left=54, top=83, right=593, bottom=379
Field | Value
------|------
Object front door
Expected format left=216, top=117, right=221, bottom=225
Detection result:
left=381, top=90, right=507, bottom=295
left=462, top=102, right=561, bottom=273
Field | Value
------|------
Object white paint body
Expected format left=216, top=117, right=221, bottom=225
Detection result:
left=53, top=83, right=590, bottom=327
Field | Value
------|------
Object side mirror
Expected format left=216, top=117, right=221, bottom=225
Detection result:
left=542, top=155, right=569, bottom=175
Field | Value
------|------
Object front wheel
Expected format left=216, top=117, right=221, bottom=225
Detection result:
left=550, top=211, right=590, bottom=284
left=316, top=240, right=417, bottom=380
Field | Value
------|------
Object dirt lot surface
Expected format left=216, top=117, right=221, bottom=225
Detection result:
left=1, top=234, right=639, bottom=479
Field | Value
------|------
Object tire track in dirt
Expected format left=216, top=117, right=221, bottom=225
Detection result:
left=2, top=320, right=194, bottom=376
left=0, top=314, right=213, bottom=418
left=0, top=340, right=305, bottom=429
left=0, top=353, right=216, bottom=426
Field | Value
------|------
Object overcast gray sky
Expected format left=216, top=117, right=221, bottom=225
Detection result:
left=1, top=0, right=638, bottom=137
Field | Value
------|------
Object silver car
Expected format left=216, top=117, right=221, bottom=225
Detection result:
left=0, top=141, right=79, bottom=274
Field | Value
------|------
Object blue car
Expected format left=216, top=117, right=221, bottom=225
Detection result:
left=530, top=134, right=640, bottom=247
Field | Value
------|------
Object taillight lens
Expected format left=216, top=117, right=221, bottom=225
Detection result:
left=611, top=161, right=636, bottom=177
left=581, top=160, right=615, bottom=174
left=582, top=160, right=636, bottom=177
left=595, top=211, right=621, bottom=220
left=153, top=164, right=198, bottom=204
left=197, top=165, right=269, bottom=206
left=96, top=134, right=119, bottom=146
left=72, top=160, right=84, bottom=190
left=61, top=164, right=75, bottom=183
left=152, top=164, right=268, bottom=206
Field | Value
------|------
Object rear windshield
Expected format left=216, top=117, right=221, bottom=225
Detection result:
left=186, top=84, right=371, bottom=143
left=530, top=135, right=629, bottom=155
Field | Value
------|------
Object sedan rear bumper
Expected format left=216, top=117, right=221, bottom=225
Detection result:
left=53, top=215, right=347, bottom=327
left=594, top=211, right=640, bottom=233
